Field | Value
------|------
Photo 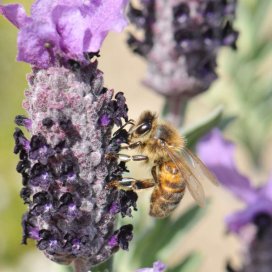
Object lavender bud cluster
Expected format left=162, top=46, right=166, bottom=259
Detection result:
left=128, top=0, right=238, bottom=97
left=227, top=213, right=272, bottom=272
left=13, top=61, right=137, bottom=269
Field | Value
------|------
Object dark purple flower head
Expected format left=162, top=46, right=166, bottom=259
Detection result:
left=136, top=261, right=167, bottom=272
left=0, top=0, right=129, bottom=68
left=127, top=0, right=238, bottom=97
left=197, top=129, right=272, bottom=234
left=13, top=62, right=136, bottom=270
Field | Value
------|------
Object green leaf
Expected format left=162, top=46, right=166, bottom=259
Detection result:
left=219, top=115, right=237, bottom=131
left=133, top=204, right=207, bottom=267
left=252, top=0, right=272, bottom=43
left=169, top=253, right=202, bottom=272
left=182, top=106, right=223, bottom=148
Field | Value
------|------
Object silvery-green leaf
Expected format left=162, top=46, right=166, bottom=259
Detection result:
left=133, top=204, right=207, bottom=267
left=182, top=106, right=223, bottom=148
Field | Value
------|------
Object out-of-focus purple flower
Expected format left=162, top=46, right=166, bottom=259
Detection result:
left=127, top=0, right=238, bottom=98
left=197, top=129, right=272, bottom=234
left=0, top=0, right=128, bottom=68
left=136, top=261, right=167, bottom=272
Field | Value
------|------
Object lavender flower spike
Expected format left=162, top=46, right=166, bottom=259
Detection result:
left=2, top=0, right=137, bottom=271
left=128, top=0, right=238, bottom=97
left=16, top=62, right=136, bottom=271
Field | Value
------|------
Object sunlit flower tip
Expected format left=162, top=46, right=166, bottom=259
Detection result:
left=0, top=0, right=129, bottom=68
left=15, top=115, right=32, bottom=131
left=127, top=0, right=238, bottom=97
left=136, top=261, right=167, bottom=272
left=108, top=224, right=133, bottom=251
left=197, top=129, right=272, bottom=234
left=14, top=62, right=136, bottom=268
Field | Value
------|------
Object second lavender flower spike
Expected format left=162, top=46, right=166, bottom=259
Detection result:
left=128, top=0, right=238, bottom=97
left=128, top=0, right=238, bottom=127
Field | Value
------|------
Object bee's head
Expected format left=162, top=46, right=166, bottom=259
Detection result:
left=129, top=111, right=157, bottom=140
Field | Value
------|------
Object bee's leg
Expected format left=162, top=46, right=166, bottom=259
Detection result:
left=151, top=166, right=158, bottom=183
left=107, top=177, right=155, bottom=191
left=106, top=153, right=149, bottom=162
left=113, top=119, right=135, bottom=136
left=119, top=141, right=142, bottom=150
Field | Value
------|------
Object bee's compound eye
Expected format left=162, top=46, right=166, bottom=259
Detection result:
left=135, top=123, right=151, bottom=135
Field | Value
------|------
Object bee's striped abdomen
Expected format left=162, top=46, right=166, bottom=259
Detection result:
left=149, top=161, right=186, bottom=218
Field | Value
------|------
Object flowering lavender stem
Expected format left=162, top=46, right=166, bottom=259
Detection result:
left=73, top=259, right=91, bottom=272
left=162, top=96, right=187, bottom=128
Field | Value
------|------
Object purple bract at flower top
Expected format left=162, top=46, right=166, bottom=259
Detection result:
left=136, top=261, right=167, bottom=272
left=0, top=0, right=129, bottom=68
left=127, top=0, right=238, bottom=98
left=2, top=0, right=139, bottom=271
left=197, top=129, right=272, bottom=234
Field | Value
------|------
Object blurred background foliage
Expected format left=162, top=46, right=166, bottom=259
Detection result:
left=214, top=0, right=272, bottom=168
left=1, top=0, right=272, bottom=271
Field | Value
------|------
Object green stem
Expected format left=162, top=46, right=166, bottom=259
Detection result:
left=72, top=257, right=113, bottom=272
left=92, top=258, right=114, bottom=272
left=162, top=96, right=188, bottom=128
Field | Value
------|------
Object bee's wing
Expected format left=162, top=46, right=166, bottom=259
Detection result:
left=182, top=148, right=219, bottom=186
left=161, top=142, right=206, bottom=207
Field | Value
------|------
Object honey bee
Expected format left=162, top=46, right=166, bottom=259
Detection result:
left=109, top=111, right=218, bottom=218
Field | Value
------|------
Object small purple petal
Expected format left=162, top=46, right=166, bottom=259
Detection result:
left=197, top=129, right=257, bottom=204
left=84, top=0, right=128, bottom=52
left=28, top=226, right=40, bottom=240
left=17, top=21, right=59, bottom=68
left=109, top=202, right=120, bottom=214
left=153, top=261, right=167, bottom=272
left=136, top=261, right=167, bottom=272
left=100, top=114, right=111, bottom=127
left=0, top=4, right=30, bottom=28
left=108, top=235, right=118, bottom=248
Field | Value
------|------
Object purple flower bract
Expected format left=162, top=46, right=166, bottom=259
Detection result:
left=0, top=0, right=129, bottom=68
left=136, top=261, right=167, bottom=272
